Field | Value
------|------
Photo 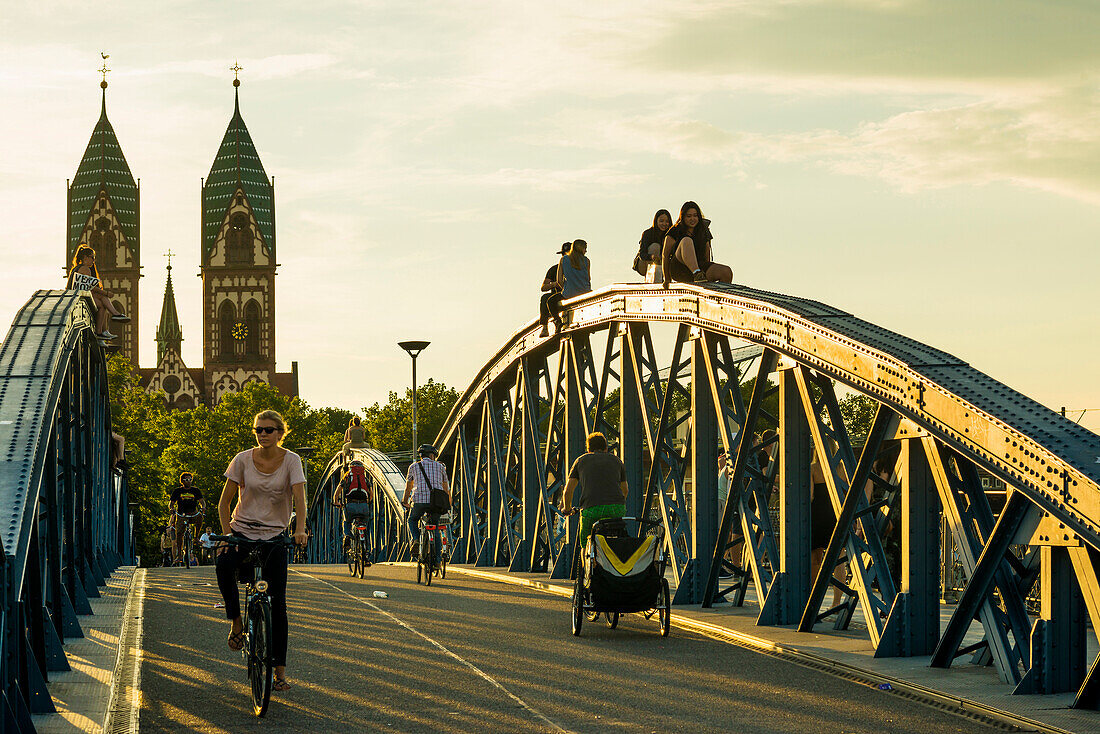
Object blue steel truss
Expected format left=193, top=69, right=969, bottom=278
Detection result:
left=423, top=282, right=1100, bottom=709
left=303, top=448, right=415, bottom=564
left=0, top=290, right=131, bottom=732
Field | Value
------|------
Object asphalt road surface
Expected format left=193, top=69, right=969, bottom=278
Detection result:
left=139, top=564, right=1004, bottom=733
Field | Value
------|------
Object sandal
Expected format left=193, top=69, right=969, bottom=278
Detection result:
left=227, top=630, right=245, bottom=651
left=273, top=678, right=291, bottom=692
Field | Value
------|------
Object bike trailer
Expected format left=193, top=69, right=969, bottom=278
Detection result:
left=584, top=521, right=664, bottom=613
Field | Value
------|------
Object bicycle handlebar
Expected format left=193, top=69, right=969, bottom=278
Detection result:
left=209, top=534, right=295, bottom=547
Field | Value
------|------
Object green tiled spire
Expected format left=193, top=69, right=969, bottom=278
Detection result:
left=68, top=84, right=138, bottom=260
left=156, top=263, right=182, bottom=364
left=202, top=83, right=274, bottom=258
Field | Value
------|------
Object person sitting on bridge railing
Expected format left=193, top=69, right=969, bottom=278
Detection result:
left=343, top=416, right=368, bottom=457
left=661, top=201, right=733, bottom=287
left=538, top=243, right=570, bottom=338
left=545, top=239, right=592, bottom=335
left=636, top=208, right=672, bottom=282
left=560, top=431, right=629, bottom=553
left=215, top=409, right=308, bottom=694
left=170, top=472, right=205, bottom=565
left=334, top=460, right=374, bottom=558
left=402, top=444, right=451, bottom=564
left=66, top=244, right=130, bottom=340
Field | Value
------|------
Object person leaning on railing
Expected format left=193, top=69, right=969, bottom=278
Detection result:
left=560, top=431, right=629, bottom=552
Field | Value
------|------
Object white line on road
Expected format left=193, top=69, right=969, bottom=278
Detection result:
left=293, top=570, right=571, bottom=734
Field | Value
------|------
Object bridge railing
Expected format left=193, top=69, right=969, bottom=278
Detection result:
left=431, top=281, right=1100, bottom=710
left=0, top=290, right=131, bottom=731
left=304, top=448, right=414, bottom=564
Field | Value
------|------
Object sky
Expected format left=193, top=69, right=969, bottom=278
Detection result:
left=2, top=1, right=1098, bottom=432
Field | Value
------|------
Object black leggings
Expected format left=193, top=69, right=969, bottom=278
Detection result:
left=216, top=537, right=290, bottom=666
left=539, top=291, right=563, bottom=327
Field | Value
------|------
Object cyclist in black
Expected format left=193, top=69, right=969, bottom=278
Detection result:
left=332, top=460, right=374, bottom=558
left=170, top=472, right=205, bottom=564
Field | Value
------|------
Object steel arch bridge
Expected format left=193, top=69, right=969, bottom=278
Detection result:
left=422, top=281, right=1100, bottom=709
left=305, top=447, right=414, bottom=564
left=0, top=291, right=132, bottom=730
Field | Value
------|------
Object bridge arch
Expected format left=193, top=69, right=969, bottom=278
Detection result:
left=0, top=290, right=132, bottom=725
left=305, top=447, right=414, bottom=564
left=430, top=282, right=1100, bottom=707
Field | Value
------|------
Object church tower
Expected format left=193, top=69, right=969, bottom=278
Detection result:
left=200, top=75, right=286, bottom=405
left=67, top=74, right=140, bottom=362
left=145, top=257, right=202, bottom=409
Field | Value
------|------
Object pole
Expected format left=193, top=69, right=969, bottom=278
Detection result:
left=411, top=354, right=419, bottom=458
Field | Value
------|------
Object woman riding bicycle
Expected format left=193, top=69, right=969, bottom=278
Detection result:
left=215, top=410, right=308, bottom=693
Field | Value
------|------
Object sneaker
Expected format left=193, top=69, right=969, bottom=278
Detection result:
left=693, top=270, right=708, bottom=283
left=99, top=330, right=117, bottom=340
left=111, top=312, right=131, bottom=323
left=538, top=326, right=549, bottom=338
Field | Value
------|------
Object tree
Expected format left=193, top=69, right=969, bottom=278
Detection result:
left=839, top=393, right=879, bottom=441
left=361, top=379, right=460, bottom=455
left=106, top=356, right=171, bottom=565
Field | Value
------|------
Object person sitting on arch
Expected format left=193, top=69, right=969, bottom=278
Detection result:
left=66, top=245, right=130, bottom=340
left=661, top=201, right=733, bottom=287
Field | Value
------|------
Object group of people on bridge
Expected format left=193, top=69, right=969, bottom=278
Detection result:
left=537, top=200, right=734, bottom=337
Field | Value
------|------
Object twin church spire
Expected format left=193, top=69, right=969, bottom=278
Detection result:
left=68, top=64, right=298, bottom=407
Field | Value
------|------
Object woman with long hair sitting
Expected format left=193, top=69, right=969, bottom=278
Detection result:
left=66, top=244, right=130, bottom=339
left=661, top=201, right=733, bottom=287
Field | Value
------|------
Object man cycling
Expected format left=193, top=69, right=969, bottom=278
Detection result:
left=402, top=444, right=451, bottom=564
left=560, top=431, right=628, bottom=552
left=333, top=460, right=374, bottom=560
left=170, top=472, right=205, bottom=564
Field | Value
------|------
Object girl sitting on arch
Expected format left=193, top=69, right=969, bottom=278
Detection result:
left=661, top=201, right=733, bottom=287
left=66, top=244, right=130, bottom=340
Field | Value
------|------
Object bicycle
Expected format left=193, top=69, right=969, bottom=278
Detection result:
left=210, top=534, right=293, bottom=717
left=346, top=515, right=370, bottom=579
left=174, top=509, right=203, bottom=568
left=415, top=513, right=448, bottom=585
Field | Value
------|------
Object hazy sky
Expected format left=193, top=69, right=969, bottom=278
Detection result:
left=2, top=1, right=1098, bottom=432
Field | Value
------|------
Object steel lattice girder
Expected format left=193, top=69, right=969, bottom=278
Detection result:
left=0, top=290, right=131, bottom=728
left=423, top=283, right=1100, bottom=706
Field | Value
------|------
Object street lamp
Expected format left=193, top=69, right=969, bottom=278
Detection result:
left=398, top=340, right=431, bottom=460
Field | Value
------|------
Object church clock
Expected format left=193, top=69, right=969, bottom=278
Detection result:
left=232, top=322, right=248, bottom=341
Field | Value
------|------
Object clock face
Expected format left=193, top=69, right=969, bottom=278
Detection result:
left=232, top=322, right=248, bottom=340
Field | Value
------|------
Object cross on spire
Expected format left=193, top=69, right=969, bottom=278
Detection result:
left=165, top=248, right=175, bottom=271
left=99, top=52, right=111, bottom=88
left=231, top=60, right=243, bottom=87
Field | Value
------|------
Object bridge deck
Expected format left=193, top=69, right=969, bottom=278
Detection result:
left=133, top=564, right=1017, bottom=734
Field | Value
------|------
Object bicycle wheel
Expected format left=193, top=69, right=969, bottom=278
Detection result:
left=355, top=538, right=365, bottom=579
left=658, top=578, right=670, bottom=637
left=184, top=531, right=192, bottom=568
left=347, top=539, right=355, bottom=575
left=424, top=535, right=433, bottom=586
left=571, top=577, right=584, bottom=636
left=249, top=599, right=274, bottom=717
left=439, top=553, right=446, bottom=579
left=606, top=612, right=620, bottom=629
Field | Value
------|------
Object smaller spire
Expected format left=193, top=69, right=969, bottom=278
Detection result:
left=156, top=252, right=183, bottom=363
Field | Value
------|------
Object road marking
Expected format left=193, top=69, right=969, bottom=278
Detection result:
left=293, top=570, right=571, bottom=734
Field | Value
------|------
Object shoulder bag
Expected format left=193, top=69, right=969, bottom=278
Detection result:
left=416, top=461, right=451, bottom=514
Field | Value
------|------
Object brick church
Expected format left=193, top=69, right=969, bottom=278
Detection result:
left=66, top=74, right=298, bottom=407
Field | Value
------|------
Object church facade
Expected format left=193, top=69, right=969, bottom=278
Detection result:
left=68, top=77, right=298, bottom=408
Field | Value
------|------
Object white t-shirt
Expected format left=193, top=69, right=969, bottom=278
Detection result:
left=200, top=532, right=216, bottom=549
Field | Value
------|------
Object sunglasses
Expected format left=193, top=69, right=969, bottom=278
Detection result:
left=253, top=426, right=281, bottom=435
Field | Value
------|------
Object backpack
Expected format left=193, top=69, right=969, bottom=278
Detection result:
left=345, top=466, right=371, bottom=501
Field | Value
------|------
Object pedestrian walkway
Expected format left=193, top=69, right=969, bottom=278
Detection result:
left=448, top=565, right=1097, bottom=734
left=32, top=566, right=140, bottom=734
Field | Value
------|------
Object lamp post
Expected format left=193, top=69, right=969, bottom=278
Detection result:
left=398, top=341, right=431, bottom=460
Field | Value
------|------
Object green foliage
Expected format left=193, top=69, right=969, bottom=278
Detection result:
left=106, top=358, right=377, bottom=566
left=106, top=357, right=170, bottom=565
left=361, top=378, right=460, bottom=455
left=839, top=393, right=879, bottom=440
